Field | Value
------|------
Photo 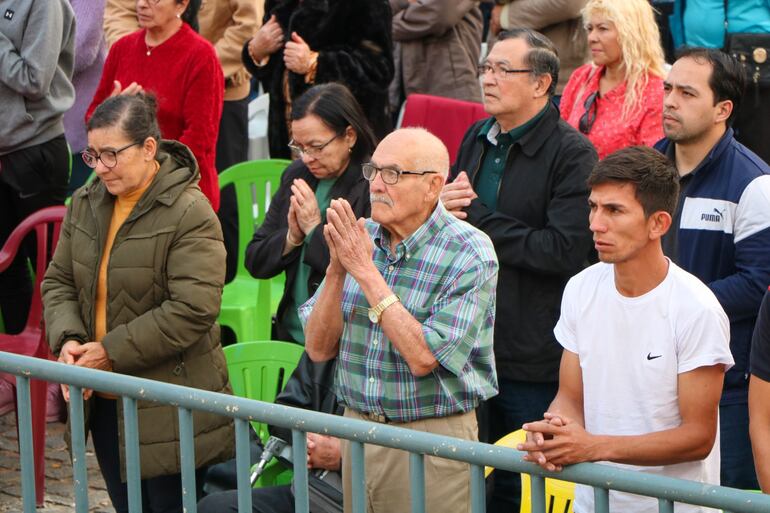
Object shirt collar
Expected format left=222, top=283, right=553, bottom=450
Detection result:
left=371, top=202, right=448, bottom=262
left=666, top=128, right=734, bottom=178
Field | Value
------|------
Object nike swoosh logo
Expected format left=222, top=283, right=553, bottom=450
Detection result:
left=647, top=353, right=662, bottom=360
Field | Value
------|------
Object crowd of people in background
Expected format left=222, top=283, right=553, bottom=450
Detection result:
left=1, top=0, right=770, bottom=512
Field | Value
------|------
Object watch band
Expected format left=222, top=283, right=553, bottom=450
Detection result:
left=368, top=294, right=400, bottom=323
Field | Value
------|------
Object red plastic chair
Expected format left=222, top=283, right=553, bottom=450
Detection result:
left=399, top=93, right=488, bottom=164
left=0, top=205, right=66, bottom=506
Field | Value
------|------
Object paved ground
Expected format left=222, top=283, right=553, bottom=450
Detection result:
left=0, top=412, right=114, bottom=512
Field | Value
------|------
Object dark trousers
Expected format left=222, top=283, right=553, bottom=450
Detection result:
left=485, top=378, right=558, bottom=513
left=733, top=85, right=770, bottom=165
left=90, top=396, right=207, bottom=513
left=0, top=135, right=69, bottom=333
left=198, top=485, right=295, bottom=513
left=216, top=98, right=249, bottom=283
left=720, top=401, right=759, bottom=489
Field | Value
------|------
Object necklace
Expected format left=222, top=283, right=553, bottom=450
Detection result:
left=145, top=42, right=155, bottom=56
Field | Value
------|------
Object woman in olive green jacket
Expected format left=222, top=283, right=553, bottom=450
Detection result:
left=42, top=94, right=233, bottom=513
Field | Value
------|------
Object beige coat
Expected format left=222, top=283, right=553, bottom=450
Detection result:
left=496, top=0, right=589, bottom=95
left=103, top=0, right=261, bottom=100
left=390, top=0, right=483, bottom=107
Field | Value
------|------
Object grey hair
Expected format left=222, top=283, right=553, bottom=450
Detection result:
left=497, top=28, right=560, bottom=97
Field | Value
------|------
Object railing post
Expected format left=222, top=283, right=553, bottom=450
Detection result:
left=234, top=419, right=252, bottom=513
left=178, top=407, right=196, bottom=513
left=409, top=452, right=425, bottom=513
left=594, top=486, right=610, bottom=513
left=15, top=376, right=36, bottom=513
left=470, top=464, right=486, bottom=513
left=69, top=388, right=89, bottom=513
left=350, top=441, right=366, bottom=513
left=530, top=474, right=546, bottom=513
left=658, top=498, right=675, bottom=513
left=292, top=430, right=309, bottom=513
left=122, top=396, right=143, bottom=513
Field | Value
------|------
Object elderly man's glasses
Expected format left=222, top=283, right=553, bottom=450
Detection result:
left=478, top=63, right=533, bottom=80
left=81, top=142, right=142, bottom=169
left=288, top=134, right=340, bottom=158
left=362, top=163, right=438, bottom=185
left=579, top=92, right=599, bottom=134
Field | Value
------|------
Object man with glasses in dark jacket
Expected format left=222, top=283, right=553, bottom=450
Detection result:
left=440, top=28, right=596, bottom=512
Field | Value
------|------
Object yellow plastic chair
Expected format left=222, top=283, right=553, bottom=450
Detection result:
left=486, top=429, right=575, bottom=513
left=217, top=160, right=290, bottom=343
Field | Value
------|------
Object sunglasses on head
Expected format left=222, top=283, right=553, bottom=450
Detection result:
left=578, top=91, right=599, bottom=135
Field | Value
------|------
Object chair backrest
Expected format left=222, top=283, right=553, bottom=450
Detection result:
left=486, top=429, right=575, bottom=513
left=218, top=160, right=291, bottom=274
left=399, top=93, right=488, bottom=164
left=223, top=340, right=305, bottom=441
left=0, top=206, right=67, bottom=333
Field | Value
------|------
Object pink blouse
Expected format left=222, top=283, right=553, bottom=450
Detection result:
left=560, top=64, right=664, bottom=160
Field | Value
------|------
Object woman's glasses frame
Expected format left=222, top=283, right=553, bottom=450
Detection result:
left=287, top=133, right=341, bottom=158
left=81, top=142, right=142, bottom=169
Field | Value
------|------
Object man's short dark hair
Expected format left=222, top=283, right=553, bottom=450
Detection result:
left=675, top=47, right=747, bottom=125
left=588, top=146, right=680, bottom=217
left=497, top=28, right=560, bottom=97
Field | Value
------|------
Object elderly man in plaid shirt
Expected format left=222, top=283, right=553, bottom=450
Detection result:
left=302, top=127, right=499, bottom=513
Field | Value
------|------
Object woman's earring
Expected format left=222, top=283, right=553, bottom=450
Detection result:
left=176, top=12, right=181, bottom=18
left=348, top=147, right=353, bottom=154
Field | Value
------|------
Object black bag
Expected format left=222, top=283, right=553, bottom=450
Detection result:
left=726, top=32, right=770, bottom=87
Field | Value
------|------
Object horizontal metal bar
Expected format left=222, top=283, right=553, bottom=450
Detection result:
left=3, top=352, right=770, bottom=513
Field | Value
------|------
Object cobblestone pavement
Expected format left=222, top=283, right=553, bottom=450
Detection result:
left=0, top=412, right=114, bottom=512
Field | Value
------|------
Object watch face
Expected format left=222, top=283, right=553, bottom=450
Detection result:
left=368, top=310, right=379, bottom=324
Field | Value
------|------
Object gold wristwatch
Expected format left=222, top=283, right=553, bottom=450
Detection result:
left=367, top=294, right=400, bottom=324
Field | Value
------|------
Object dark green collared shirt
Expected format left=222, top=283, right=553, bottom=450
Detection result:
left=475, top=105, right=548, bottom=210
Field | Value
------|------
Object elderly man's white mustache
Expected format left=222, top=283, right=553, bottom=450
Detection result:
left=370, top=194, right=394, bottom=207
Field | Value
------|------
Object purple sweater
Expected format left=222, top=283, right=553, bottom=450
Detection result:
left=63, top=0, right=107, bottom=153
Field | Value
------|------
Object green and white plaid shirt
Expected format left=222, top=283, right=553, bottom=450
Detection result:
left=300, top=203, right=499, bottom=422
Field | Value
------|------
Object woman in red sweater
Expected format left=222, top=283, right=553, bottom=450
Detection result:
left=87, top=0, right=223, bottom=210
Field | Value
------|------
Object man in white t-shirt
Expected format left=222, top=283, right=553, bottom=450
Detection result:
left=520, top=146, right=734, bottom=513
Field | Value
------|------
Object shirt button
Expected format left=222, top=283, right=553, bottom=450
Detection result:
left=495, top=158, right=501, bottom=163
left=405, top=253, right=411, bottom=259
left=373, top=339, right=378, bottom=346
left=369, top=377, right=375, bottom=383
left=388, top=265, right=394, bottom=272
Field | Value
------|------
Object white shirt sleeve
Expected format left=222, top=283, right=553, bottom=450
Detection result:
left=554, top=276, right=579, bottom=354
left=676, top=299, right=734, bottom=374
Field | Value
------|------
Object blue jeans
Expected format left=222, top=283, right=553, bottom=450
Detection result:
left=720, top=402, right=759, bottom=489
left=486, top=378, right=558, bottom=513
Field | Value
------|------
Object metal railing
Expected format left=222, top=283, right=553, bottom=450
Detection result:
left=1, top=351, right=768, bottom=513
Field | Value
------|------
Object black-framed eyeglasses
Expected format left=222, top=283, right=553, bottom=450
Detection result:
left=288, top=133, right=341, bottom=158
left=578, top=91, right=599, bottom=135
left=362, top=163, right=438, bottom=185
left=478, top=63, right=533, bottom=80
left=81, top=141, right=142, bottom=169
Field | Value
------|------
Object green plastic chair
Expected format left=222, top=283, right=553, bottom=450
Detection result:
left=218, top=160, right=290, bottom=342
left=223, top=340, right=305, bottom=487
